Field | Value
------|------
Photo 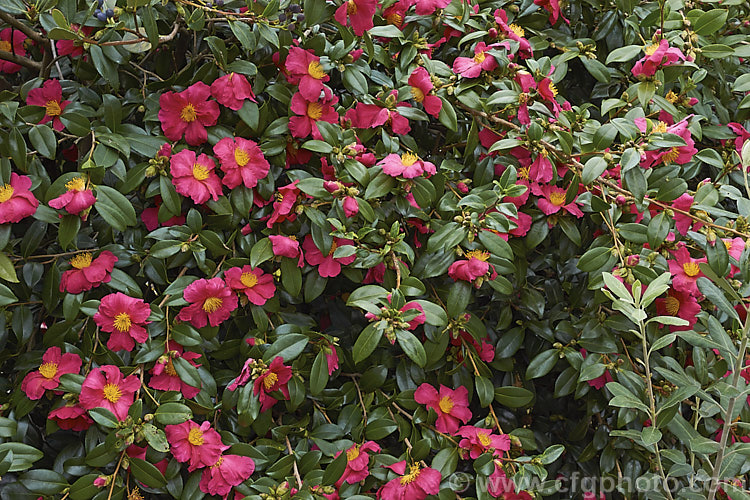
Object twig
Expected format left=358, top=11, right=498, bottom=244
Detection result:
left=0, top=49, right=41, bottom=71
left=107, top=451, right=126, bottom=500
left=0, top=12, right=47, bottom=43
left=158, top=267, right=189, bottom=308
left=350, top=375, right=367, bottom=425
left=284, top=435, right=303, bottom=490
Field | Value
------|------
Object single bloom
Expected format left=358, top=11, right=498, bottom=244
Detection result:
left=149, top=341, right=202, bottom=399
left=453, top=42, right=498, bottom=78
left=414, top=383, right=472, bottom=434
left=655, top=288, right=700, bottom=332
left=170, top=149, right=223, bottom=204
left=57, top=24, right=92, bottom=58
left=670, top=193, right=701, bottom=236
left=632, top=39, right=690, bottom=78
left=178, top=277, right=238, bottom=328
left=79, top=365, right=141, bottom=421
left=0, top=28, right=27, bottom=74
left=285, top=47, right=330, bottom=101
left=165, top=420, right=229, bottom=472
left=210, top=72, right=256, bottom=111
left=93, top=292, right=152, bottom=352
left=533, top=0, right=568, bottom=25
left=325, top=343, right=339, bottom=375
left=224, top=265, right=276, bottom=306
left=346, top=92, right=411, bottom=135
left=26, top=79, right=71, bottom=131
left=494, top=10, right=532, bottom=59
left=636, top=118, right=697, bottom=168
left=536, top=185, right=584, bottom=218
left=59, top=250, right=118, bottom=294
left=457, top=426, right=511, bottom=459
left=269, top=234, right=304, bottom=267
left=724, top=237, right=746, bottom=277
left=378, top=152, right=436, bottom=179
left=213, top=137, right=270, bottom=189
left=377, top=460, right=441, bottom=500
left=0, top=172, right=39, bottom=223
left=289, top=90, right=339, bottom=140
left=49, top=403, right=93, bottom=431
left=199, top=454, right=256, bottom=498
left=48, top=176, right=96, bottom=216
left=158, top=82, right=220, bottom=146
left=266, top=180, right=302, bottom=228
left=334, top=0, right=378, bottom=36
left=21, top=346, right=82, bottom=400
left=408, top=67, right=442, bottom=117
left=667, top=246, right=706, bottom=297
left=448, top=250, right=496, bottom=285
left=302, top=235, right=357, bottom=278
left=253, top=356, right=293, bottom=412
left=335, top=441, right=381, bottom=487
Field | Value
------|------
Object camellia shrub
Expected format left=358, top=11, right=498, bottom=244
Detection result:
left=1, top=0, right=750, bottom=498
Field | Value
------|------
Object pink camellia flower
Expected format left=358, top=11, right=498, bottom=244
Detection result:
left=48, top=176, right=96, bottom=216
left=149, top=341, right=202, bottom=398
left=141, top=196, right=186, bottom=231
left=334, top=441, right=381, bottom=487
left=289, top=90, right=339, bottom=140
left=325, top=344, right=339, bottom=375
left=377, top=460, right=441, bottom=500
left=668, top=246, right=706, bottom=297
left=227, top=357, right=255, bottom=392
left=93, top=293, right=152, bottom=352
left=79, top=365, right=140, bottom=421
left=59, top=251, right=118, bottom=294
left=537, top=185, right=584, bottom=217
left=728, top=123, right=750, bottom=155
left=457, top=426, right=511, bottom=459
left=49, top=403, right=93, bottom=431
left=269, top=235, right=304, bottom=266
left=254, top=356, right=293, bottom=412
left=494, top=10, right=532, bottom=59
left=178, top=277, right=238, bottom=328
left=56, top=24, right=92, bottom=58
left=224, top=265, right=276, bottom=306
left=342, top=196, right=359, bottom=217
left=724, top=237, right=746, bottom=277
left=213, top=137, right=270, bottom=189
left=0, top=28, right=27, bottom=73
left=383, top=0, right=408, bottom=27
left=345, top=91, right=411, bottom=135
left=26, top=79, right=71, bottom=131
left=285, top=47, right=330, bottom=101
left=266, top=180, right=302, bottom=228
left=0, top=172, right=39, bottom=223
left=93, top=476, right=108, bottom=488
left=448, top=250, right=495, bottom=285
left=158, top=82, right=220, bottom=146
left=170, top=149, right=223, bottom=204
left=635, top=118, right=697, bottom=168
left=334, top=0, right=378, bottom=36
left=407, top=67, right=442, bottom=117
left=655, top=288, right=701, bottom=332
left=408, top=0, right=450, bottom=15
left=199, top=454, right=256, bottom=498
left=528, top=152, right=554, bottom=183
left=165, top=420, right=229, bottom=472
left=210, top=72, right=256, bottom=110
left=414, top=383, right=472, bottom=434
left=21, top=347, right=81, bottom=400
left=453, top=42, right=498, bottom=78
left=378, top=152, right=436, bottom=179
left=670, top=193, right=702, bottom=235
left=632, top=39, right=690, bottom=78
left=535, top=0, right=568, bottom=24
left=488, top=463, right=532, bottom=498
left=302, top=235, right=356, bottom=278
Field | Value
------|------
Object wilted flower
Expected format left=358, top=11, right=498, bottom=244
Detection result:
left=210, top=72, right=256, bottom=110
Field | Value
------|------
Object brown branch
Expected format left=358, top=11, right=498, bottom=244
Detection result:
left=0, top=12, right=47, bottom=44
left=0, top=49, right=41, bottom=71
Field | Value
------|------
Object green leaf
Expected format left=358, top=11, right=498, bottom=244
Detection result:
left=250, top=237, right=274, bottom=268
left=577, top=246, right=614, bottom=272
left=697, top=277, right=740, bottom=322
left=475, top=375, right=494, bottom=407
left=321, top=449, right=348, bottom=486
left=95, top=185, right=137, bottom=231
left=129, top=457, right=167, bottom=488
left=396, top=329, right=427, bottom=367
left=694, top=9, right=728, bottom=36
left=264, top=333, right=308, bottom=362
left=19, top=469, right=69, bottom=495
left=641, top=427, right=662, bottom=447
left=88, top=407, right=119, bottom=428
left=494, top=386, right=534, bottom=407
left=89, top=45, right=119, bottom=90
left=353, top=322, right=383, bottom=364
left=605, top=44, right=642, bottom=64
left=447, top=281, right=471, bottom=318
left=173, top=356, right=202, bottom=390
left=29, top=125, right=56, bottom=159
left=526, top=349, right=558, bottom=379
left=154, top=402, right=193, bottom=425
left=0, top=283, right=18, bottom=306
left=0, top=443, right=43, bottom=472
left=0, top=253, right=18, bottom=283
left=310, top=350, right=329, bottom=395
left=581, top=156, right=608, bottom=185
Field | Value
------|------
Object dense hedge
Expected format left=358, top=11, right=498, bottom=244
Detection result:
left=0, top=0, right=750, bottom=499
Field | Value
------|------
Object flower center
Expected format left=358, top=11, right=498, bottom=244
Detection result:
left=664, top=296, right=680, bottom=316
left=66, top=177, right=86, bottom=192
left=549, top=191, right=567, bottom=206
left=45, top=100, right=62, bottom=117
left=39, top=362, right=58, bottom=379
left=180, top=103, right=197, bottom=123
left=192, top=163, right=210, bottom=181
left=307, top=101, right=324, bottom=120
left=400, top=464, right=421, bottom=485
left=113, top=312, right=132, bottom=332
left=327, top=240, right=338, bottom=257
left=240, top=272, right=258, bottom=288
left=0, top=184, right=14, bottom=203
left=263, top=371, right=278, bottom=390
left=477, top=431, right=493, bottom=447
left=211, top=457, right=224, bottom=469
left=70, top=252, right=93, bottom=269
left=438, top=395, right=454, bottom=413
left=665, top=91, right=679, bottom=103
left=102, top=383, right=122, bottom=403
left=401, top=152, right=418, bottom=166
left=682, top=262, right=700, bottom=277
left=473, top=51, right=486, bottom=64
left=518, top=166, right=530, bottom=180
left=660, top=147, right=681, bottom=165
left=307, top=61, right=326, bottom=80
left=386, top=12, right=403, bottom=26
left=202, top=296, right=223, bottom=313
left=165, top=358, right=177, bottom=376
left=465, top=250, right=490, bottom=262
left=652, top=121, right=669, bottom=134
left=188, top=427, right=204, bottom=446
left=548, top=82, right=558, bottom=96
left=644, top=42, right=660, bottom=56
left=0, top=41, right=11, bottom=52
left=234, top=148, right=251, bottom=167
left=410, top=86, right=425, bottom=103
left=347, top=0, right=357, bottom=14
left=508, top=24, right=525, bottom=38
left=346, top=446, right=360, bottom=461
